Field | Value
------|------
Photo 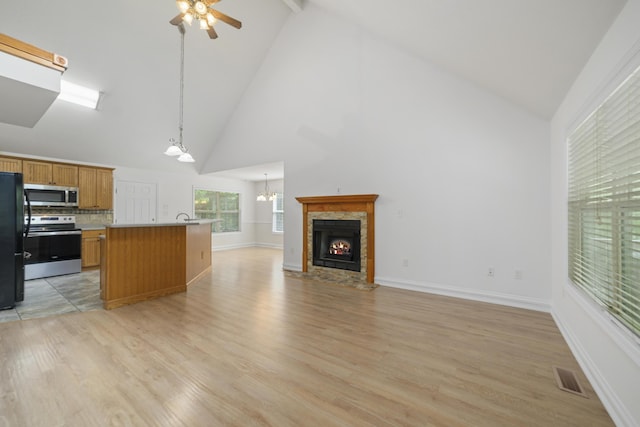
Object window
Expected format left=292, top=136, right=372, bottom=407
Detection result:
left=568, top=63, right=640, bottom=337
left=272, top=192, right=284, bottom=233
left=194, top=189, right=240, bottom=233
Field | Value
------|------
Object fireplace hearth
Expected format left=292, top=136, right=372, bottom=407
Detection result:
left=313, top=219, right=361, bottom=272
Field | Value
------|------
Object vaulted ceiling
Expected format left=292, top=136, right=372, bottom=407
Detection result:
left=0, top=0, right=627, bottom=178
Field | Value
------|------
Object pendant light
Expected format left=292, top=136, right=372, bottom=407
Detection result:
left=164, top=23, right=195, bottom=163
left=257, top=173, right=276, bottom=202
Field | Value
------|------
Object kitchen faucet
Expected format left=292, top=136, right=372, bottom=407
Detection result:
left=176, top=212, right=191, bottom=221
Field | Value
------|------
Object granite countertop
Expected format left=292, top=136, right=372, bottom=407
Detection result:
left=77, top=224, right=107, bottom=231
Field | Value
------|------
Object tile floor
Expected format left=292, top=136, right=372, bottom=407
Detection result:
left=0, top=270, right=102, bottom=324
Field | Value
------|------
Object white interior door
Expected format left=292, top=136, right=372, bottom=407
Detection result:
left=115, top=180, right=157, bottom=224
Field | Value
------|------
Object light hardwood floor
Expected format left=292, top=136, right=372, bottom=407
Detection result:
left=0, top=248, right=613, bottom=426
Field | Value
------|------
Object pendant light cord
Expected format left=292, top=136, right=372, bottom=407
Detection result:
left=178, top=24, right=185, bottom=146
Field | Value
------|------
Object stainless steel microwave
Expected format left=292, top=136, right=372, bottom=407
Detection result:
left=24, top=184, right=79, bottom=207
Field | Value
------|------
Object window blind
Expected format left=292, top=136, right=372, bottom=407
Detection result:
left=272, top=193, right=284, bottom=233
left=568, top=63, right=640, bottom=336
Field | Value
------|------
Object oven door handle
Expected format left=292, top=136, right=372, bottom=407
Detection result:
left=27, top=230, right=82, bottom=237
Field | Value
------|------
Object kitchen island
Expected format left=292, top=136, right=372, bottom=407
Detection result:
left=100, top=221, right=212, bottom=310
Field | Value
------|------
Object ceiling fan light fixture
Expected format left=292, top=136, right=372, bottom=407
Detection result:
left=177, top=0, right=190, bottom=13
left=194, top=1, right=207, bottom=15
left=170, top=0, right=241, bottom=39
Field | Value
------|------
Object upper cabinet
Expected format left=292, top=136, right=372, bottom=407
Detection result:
left=79, top=167, right=113, bottom=210
left=1, top=154, right=114, bottom=210
left=23, top=160, right=78, bottom=186
left=0, top=156, right=22, bottom=173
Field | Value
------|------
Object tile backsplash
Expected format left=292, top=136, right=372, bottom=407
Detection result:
left=30, top=208, right=113, bottom=226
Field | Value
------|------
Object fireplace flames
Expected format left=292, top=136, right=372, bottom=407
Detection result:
left=329, top=240, right=351, bottom=255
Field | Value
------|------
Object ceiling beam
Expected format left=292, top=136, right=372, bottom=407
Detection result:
left=281, top=0, right=303, bottom=13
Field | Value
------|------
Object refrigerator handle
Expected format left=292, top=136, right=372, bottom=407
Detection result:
left=24, top=189, right=31, bottom=237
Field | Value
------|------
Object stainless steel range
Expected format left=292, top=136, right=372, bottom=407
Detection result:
left=24, top=215, right=82, bottom=280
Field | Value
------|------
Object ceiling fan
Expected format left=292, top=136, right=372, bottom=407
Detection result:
left=169, top=0, right=242, bottom=39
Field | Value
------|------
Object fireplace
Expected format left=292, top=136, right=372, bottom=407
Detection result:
left=296, top=194, right=378, bottom=286
left=313, top=219, right=361, bottom=272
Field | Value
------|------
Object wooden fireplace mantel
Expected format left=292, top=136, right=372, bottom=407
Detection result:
left=296, top=194, right=378, bottom=283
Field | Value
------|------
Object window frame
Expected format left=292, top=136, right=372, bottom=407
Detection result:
left=193, top=188, right=241, bottom=233
left=567, top=62, right=640, bottom=338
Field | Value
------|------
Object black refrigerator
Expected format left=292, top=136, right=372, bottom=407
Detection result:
left=0, top=172, right=29, bottom=310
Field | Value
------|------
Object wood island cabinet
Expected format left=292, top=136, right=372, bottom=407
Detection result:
left=79, top=167, right=113, bottom=210
left=23, top=160, right=78, bottom=186
left=0, top=156, right=22, bottom=173
left=82, top=229, right=105, bottom=268
left=101, top=222, right=212, bottom=309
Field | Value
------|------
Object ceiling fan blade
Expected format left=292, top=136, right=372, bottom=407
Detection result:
left=169, top=13, right=184, bottom=26
left=209, top=9, right=242, bottom=29
left=204, top=0, right=222, bottom=5
left=207, top=26, right=218, bottom=39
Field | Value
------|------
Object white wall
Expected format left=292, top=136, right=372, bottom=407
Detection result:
left=113, top=166, right=257, bottom=250
left=203, top=4, right=551, bottom=311
left=550, top=1, right=640, bottom=426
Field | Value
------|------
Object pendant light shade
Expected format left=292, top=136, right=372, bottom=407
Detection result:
left=178, top=152, right=195, bottom=162
left=164, top=140, right=183, bottom=156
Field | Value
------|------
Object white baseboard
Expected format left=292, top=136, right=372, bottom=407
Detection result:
left=552, top=310, right=635, bottom=427
left=375, top=276, right=551, bottom=313
left=212, top=243, right=255, bottom=252
left=283, top=263, right=302, bottom=272
left=253, top=243, right=284, bottom=250
left=551, top=286, right=639, bottom=427
left=213, top=242, right=284, bottom=252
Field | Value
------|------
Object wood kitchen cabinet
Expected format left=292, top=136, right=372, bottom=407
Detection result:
left=0, top=156, right=22, bottom=173
left=23, top=160, right=78, bottom=186
left=82, top=229, right=105, bottom=268
left=52, top=163, right=79, bottom=186
left=78, top=167, right=113, bottom=209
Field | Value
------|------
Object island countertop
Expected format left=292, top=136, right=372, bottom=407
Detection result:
left=106, top=219, right=220, bottom=228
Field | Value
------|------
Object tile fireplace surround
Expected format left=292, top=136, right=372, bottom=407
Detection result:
left=295, top=194, right=378, bottom=289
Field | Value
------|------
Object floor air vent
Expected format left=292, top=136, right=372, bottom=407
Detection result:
left=553, top=366, right=588, bottom=398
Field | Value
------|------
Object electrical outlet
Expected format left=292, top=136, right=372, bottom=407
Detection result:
left=488, top=267, right=495, bottom=277
left=514, top=270, right=523, bottom=280
left=402, top=259, right=409, bottom=267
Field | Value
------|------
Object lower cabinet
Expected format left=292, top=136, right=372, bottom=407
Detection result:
left=82, top=229, right=105, bottom=268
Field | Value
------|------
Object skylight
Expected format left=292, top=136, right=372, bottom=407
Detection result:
left=57, top=80, right=100, bottom=109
